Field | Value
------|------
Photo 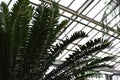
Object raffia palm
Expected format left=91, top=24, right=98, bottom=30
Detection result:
left=0, top=0, right=113, bottom=80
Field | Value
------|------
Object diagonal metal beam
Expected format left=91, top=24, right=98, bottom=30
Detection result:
left=29, top=0, right=120, bottom=73
left=31, top=0, right=120, bottom=37
left=30, top=1, right=120, bottom=40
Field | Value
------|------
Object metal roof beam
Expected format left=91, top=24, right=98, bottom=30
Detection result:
left=31, top=0, right=120, bottom=37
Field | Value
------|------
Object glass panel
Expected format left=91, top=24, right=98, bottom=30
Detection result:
left=59, top=0, right=73, bottom=7
left=69, top=0, right=87, bottom=11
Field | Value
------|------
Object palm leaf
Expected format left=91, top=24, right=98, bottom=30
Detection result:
left=0, top=1, right=114, bottom=80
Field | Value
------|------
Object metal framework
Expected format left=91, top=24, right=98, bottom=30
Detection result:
left=6, top=0, right=120, bottom=74
left=29, top=0, right=120, bottom=74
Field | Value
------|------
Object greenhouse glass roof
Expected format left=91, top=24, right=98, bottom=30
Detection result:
left=1, top=0, right=120, bottom=74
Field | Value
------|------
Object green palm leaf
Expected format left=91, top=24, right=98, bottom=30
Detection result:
left=0, top=0, right=114, bottom=80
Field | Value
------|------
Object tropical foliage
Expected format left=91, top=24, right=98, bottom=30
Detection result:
left=0, top=0, right=113, bottom=80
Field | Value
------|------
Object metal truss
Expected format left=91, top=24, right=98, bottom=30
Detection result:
left=29, top=0, right=120, bottom=73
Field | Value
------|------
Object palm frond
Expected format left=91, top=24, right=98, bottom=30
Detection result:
left=44, top=38, right=113, bottom=79
left=0, top=2, right=11, bottom=80
left=0, top=1, right=114, bottom=80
